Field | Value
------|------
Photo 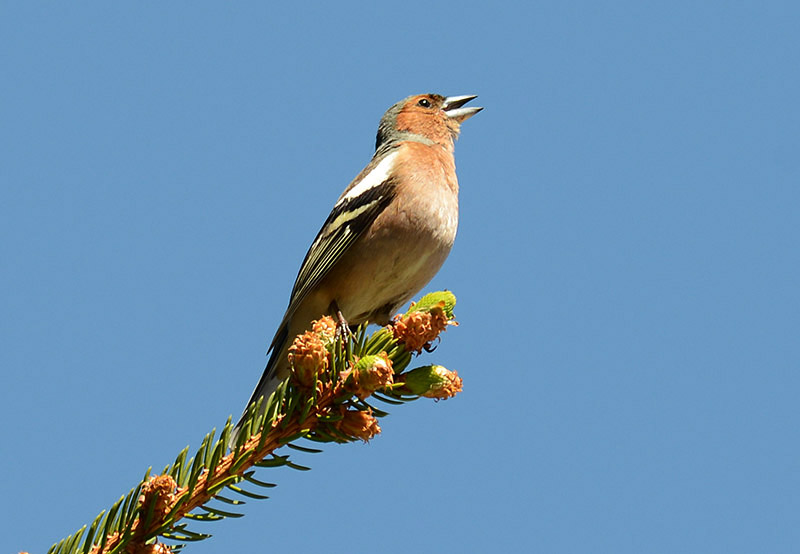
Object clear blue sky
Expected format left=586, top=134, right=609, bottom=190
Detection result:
left=2, top=2, right=798, bottom=553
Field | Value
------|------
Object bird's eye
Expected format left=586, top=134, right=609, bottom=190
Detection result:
left=418, top=98, right=431, bottom=108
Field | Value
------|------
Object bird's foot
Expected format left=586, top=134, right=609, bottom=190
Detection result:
left=330, top=301, right=355, bottom=359
left=333, top=307, right=352, bottom=339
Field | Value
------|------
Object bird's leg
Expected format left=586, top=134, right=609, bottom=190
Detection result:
left=330, top=300, right=351, bottom=337
left=330, top=300, right=354, bottom=359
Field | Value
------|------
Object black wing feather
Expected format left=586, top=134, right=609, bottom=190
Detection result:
left=266, top=176, right=398, bottom=351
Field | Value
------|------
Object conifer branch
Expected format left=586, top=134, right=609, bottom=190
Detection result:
left=35, top=291, right=462, bottom=554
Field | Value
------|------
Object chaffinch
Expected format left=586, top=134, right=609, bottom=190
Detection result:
left=235, top=93, right=481, bottom=433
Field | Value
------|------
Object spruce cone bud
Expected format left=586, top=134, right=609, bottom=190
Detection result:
left=138, top=475, right=179, bottom=522
left=311, top=316, right=336, bottom=347
left=288, top=321, right=332, bottom=388
left=392, top=304, right=450, bottom=352
left=346, top=354, right=394, bottom=399
left=336, top=407, right=381, bottom=442
left=399, top=365, right=463, bottom=400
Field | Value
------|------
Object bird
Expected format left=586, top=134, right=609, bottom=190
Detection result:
left=234, top=93, right=481, bottom=436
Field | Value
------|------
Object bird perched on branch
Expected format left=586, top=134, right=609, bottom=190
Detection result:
left=235, top=93, right=481, bottom=434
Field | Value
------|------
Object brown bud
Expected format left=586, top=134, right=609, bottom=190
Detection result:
left=311, top=315, right=337, bottom=346
left=288, top=329, right=330, bottom=388
left=336, top=407, right=381, bottom=442
left=392, top=305, right=450, bottom=352
left=138, top=475, right=179, bottom=523
left=346, top=353, right=394, bottom=399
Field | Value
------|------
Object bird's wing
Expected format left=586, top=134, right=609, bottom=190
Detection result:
left=267, top=149, right=400, bottom=352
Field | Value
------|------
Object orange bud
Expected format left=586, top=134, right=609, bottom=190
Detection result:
left=311, top=315, right=337, bottom=346
left=138, top=475, right=179, bottom=522
left=336, top=407, right=381, bottom=441
left=288, top=329, right=330, bottom=388
left=392, top=305, right=450, bottom=352
left=346, top=353, right=394, bottom=399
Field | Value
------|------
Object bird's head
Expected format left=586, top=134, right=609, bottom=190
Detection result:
left=376, top=93, right=482, bottom=151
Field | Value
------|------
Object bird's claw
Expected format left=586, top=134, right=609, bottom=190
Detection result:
left=423, top=340, right=439, bottom=353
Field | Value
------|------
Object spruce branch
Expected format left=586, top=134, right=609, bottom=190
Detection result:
left=38, top=291, right=462, bottom=554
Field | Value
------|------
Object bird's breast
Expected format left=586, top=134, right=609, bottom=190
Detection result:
left=322, top=156, right=459, bottom=325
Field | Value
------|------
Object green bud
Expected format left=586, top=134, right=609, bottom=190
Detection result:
left=399, top=365, right=462, bottom=399
left=405, top=291, right=456, bottom=318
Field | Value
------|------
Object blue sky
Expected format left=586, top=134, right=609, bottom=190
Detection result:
left=2, top=2, right=798, bottom=553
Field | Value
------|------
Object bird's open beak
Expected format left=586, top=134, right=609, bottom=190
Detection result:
left=442, top=95, right=483, bottom=122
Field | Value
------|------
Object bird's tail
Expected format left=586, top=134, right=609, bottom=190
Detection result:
left=230, top=324, right=289, bottom=447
